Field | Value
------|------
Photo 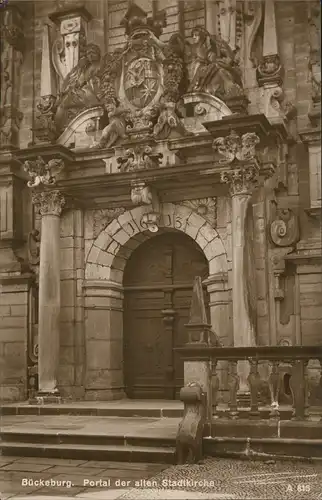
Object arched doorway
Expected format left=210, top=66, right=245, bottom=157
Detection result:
left=123, top=231, right=209, bottom=399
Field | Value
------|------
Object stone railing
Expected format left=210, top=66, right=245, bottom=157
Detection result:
left=176, top=345, right=322, bottom=422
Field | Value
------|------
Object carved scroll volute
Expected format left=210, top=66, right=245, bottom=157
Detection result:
left=270, top=208, right=300, bottom=247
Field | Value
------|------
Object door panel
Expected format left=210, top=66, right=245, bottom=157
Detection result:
left=124, top=232, right=209, bottom=399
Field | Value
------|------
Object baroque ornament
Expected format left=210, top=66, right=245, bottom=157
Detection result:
left=32, top=190, right=66, bottom=217
left=27, top=229, right=41, bottom=267
left=213, top=130, right=260, bottom=163
left=221, top=166, right=259, bottom=196
left=23, top=157, right=64, bottom=188
left=270, top=208, right=300, bottom=248
left=93, top=207, right=126, bottom=239
left=131, top=181, right=153, bottom=206
left=43, top=2, right=248, bottom=149
left=117, top=145, right=163, bottom=173
left=182, top=198, right=217, bottom=227
left=257, top=54, right=283, bottom=86
left=184, top=27, right=244, bottom=101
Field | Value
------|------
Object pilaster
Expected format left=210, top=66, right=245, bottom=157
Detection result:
left=256, top=0, right=286, bottom=126
left=0, top=4, right=25, bottom=151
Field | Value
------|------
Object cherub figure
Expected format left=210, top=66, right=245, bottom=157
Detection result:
left=97, top=99, right=130, bottom=149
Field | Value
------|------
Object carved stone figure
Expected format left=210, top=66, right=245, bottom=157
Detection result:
left=176, top=383, right=206, bottom=464
left=27, top=229, right=40, bottom=267
left=130, top=181, right=153, bottom=205
left=185, top=27, right=244, bottom=100
left=54, top=43, right=101, bottom=131
left=98, top=101, right=130, bottom=149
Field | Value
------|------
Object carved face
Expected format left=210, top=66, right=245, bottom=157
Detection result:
left=86, top=45, right=101, bottom=63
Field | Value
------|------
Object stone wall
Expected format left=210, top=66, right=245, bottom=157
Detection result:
left=0, top=277, right=30, bottom=401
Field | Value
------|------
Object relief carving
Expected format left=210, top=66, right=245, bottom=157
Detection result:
left=213, top=130, right=260, bottom=163
left=308, top=1, right=321, bottom=123
left=23, top=157, right=65, bottom=188
left=221, top=165, right=259, bottom=196
left=0, top=5, right=24, bottom=149
left=27, top=229, right=40, bottom=267
left=270, top=208, right=300, bottom=247
left=92, top=207, right=126, bottom=239
left=182, top=198, right=217, bottom=227
left=185, top=27, right=244, bottom=102
left=117, top=145, right=163, bottom=173
left=130, top=181, right=153, bottom=206
left=32, top=190, right=66, bottom=217
left=39, top=2, right=252, bottom=149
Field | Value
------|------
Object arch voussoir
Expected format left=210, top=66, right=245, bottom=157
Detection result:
left=85, top=202, right=228, bottom=285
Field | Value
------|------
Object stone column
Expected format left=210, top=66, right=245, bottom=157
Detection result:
left=24, top=157, right=65, bottom=400
left=31, top=190, right=65, bottom=396
left=213, top=130, right=260, bottom=394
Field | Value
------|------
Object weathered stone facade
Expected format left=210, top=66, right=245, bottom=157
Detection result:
left=0, top=0, right=320, bottom=402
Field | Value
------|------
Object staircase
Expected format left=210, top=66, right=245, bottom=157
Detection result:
left=0, top=401, right=181, bottom=464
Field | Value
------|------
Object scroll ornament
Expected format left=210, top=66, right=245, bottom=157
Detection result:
left=270, top=209, right=300, bottom=247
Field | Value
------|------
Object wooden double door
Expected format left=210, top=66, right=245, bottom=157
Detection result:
left=124, top=232, right=209, bottom=399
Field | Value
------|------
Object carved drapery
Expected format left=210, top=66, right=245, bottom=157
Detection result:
left=0, top=5, right=24, bottom=150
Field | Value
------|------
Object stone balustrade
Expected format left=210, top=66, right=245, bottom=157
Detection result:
left=176, top=345, right=322, bottom=423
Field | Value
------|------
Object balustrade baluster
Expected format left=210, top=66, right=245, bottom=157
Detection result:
left=268, top=361, right=281, bottom=420
left=247, top=358, right=261, bottom=419
left=228, top=360, right=239, bottom=419
left=289, top=360, right=308, bottom=420
left=211, top=359, right=220, bottom=418
left=303, top=360, right=310, bottom=420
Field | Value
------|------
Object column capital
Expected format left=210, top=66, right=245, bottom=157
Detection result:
left=24, top=156, right=65, bottom=188
left=32, top=190, right=65, bottom=217
left=221, top=163, right=259, bottom=196
left=213, top=130, right=260, bottom=164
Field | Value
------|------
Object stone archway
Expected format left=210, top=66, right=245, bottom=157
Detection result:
left=83, top=203, right=228, bottom=400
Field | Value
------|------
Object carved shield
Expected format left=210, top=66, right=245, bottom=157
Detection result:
left=124, top=57, right=160, bottom=109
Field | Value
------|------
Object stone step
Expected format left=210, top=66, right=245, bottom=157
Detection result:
left=1, top=431, right=175, bottom=449
left=0, top=441, right=176, bottom=464
left=203, top=436, right=322, bottom=460
left=0, top=403, right=183, bottom=419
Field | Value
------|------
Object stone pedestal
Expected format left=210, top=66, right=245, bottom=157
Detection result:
left=32, top=190, right=65, bottom=396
